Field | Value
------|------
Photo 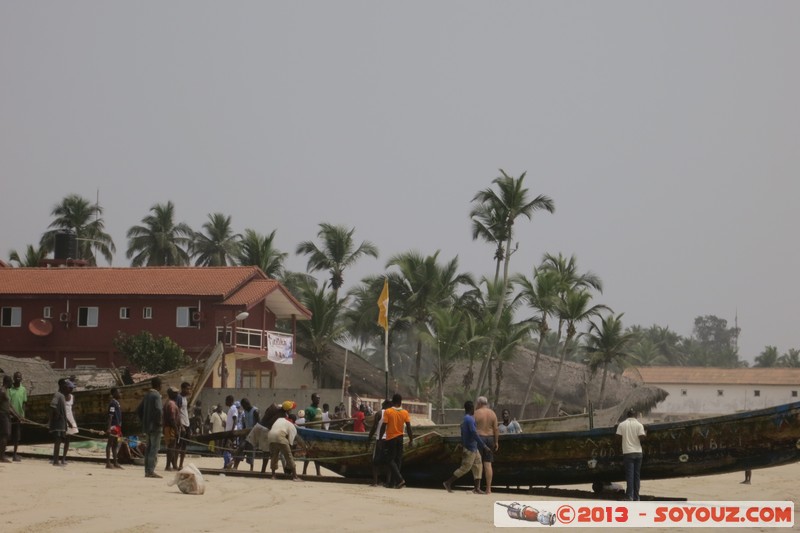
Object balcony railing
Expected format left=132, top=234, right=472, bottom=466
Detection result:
left=216, top=326, right=268, bottom=350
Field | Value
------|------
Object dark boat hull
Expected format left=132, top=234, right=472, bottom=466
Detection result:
left=298, top=401, right=800, bottom=487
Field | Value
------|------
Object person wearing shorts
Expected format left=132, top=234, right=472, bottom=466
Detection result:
left=106, top=387, right=123, bottom=469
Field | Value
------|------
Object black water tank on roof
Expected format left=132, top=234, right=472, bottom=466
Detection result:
left=53, top=231, right=77, bottom=260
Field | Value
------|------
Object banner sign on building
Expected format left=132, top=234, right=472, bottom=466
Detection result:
left=266, top=331, right=294, bottom=365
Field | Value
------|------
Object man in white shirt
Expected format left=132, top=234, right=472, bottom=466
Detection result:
left=268, top=415, right=302, bottom=482
left=616, top=409, right=646, bottom=501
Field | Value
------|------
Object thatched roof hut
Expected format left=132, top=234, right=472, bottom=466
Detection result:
left=0, top=354, right=61, bottom=395
left=317, top=343, right=415, bottom=400
left=449, top=347, right=666, bottom=418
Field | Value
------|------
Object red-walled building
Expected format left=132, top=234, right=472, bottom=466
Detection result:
left=0, top=266, right=311, bottom=387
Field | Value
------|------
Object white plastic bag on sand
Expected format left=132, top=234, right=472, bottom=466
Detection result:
left=168, top=463, right=205, bottom=495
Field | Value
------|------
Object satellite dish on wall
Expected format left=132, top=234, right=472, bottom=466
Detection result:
left=29, top=318, right=53, bottom=337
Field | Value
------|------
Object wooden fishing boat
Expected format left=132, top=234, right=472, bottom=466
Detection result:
left=409, top=385, right=669, bottom=437
left=19, top=343, right=223, bottom=444
left=297, top=401, right=800, bottom=489
left=295, top=427, right=444, bottom=478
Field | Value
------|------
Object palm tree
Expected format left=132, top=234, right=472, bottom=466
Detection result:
left=294, top=280, right=348, bottom=387
left=585, top=313, right=636, bottom=409
left=492, top=305, right=532, bottom=406
left=296, top=223, right=379, bottom=300
left=540, top=252, right=603, bottom=345
left=542, top=288, right=609, bottom=415
left=779, top=348, right=800, bottom=368
left=237, top=229, right=288, bottom=278
left=192, top=213, right=241, bottom=266
left=754, top=346, right=779, bottom=368
left=386, top=250, right=473, bottom=396
left=469, top=203, right=508, bottom=283
left=470, top=171, right=555, bottom=394
left=628, top=337, right=670, bottom=366
left=9, top=244, right=49, bottom=267
left=40, top=194, right=116, bottom=264
left=420, top=307, right=480, bottom=422
left=126, top=201, right=193, bottom=266
left=513, top=267, right=561, bottom=418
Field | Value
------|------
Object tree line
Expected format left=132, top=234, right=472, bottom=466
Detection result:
left=8, top=172, right=795, bottom=414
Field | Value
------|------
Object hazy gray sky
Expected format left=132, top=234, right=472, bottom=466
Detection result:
left=2, top=2, right=798, bottom=362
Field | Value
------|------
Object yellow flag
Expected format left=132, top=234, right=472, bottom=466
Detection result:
left=377, top=278, right=389, bottom=331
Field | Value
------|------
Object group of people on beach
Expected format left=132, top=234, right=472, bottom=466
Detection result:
left=4, top=372, right=690, bottom=501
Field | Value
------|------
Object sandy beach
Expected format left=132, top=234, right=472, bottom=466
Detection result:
left=2, top=445, right=797, bottom=533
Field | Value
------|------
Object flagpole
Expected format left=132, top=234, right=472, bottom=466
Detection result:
left=384, top=327, right=389, bottom=399
left=377, top=277, right=390, bottom=400
left=341, top=349, right=349, bottom=403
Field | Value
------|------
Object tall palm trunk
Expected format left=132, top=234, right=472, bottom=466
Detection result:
left=414, top=338, right=423, bottom=397
left=543, top=325, right=575, bottom=416
left=492, top=360, right=504, bottom=406
left=598, top=362, right=609, bottom=409
left=518, top=323, right=548, bottom=419
left=476, top=233, right=514, bottom=395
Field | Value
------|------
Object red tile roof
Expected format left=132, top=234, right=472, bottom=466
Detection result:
left=624, top=366, right=800, bottom=386
left=0, top=266, right=311, bottom=319
left=0, top=266, right=263, bottom=297
left=222, top=279, right=311, bottom=319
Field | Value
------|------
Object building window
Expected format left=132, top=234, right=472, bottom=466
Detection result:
left=681, top=389, right=687, bottom=396
left=143, top=307, right=152, bottom=319
left=754, top=390, right=760, bottom=397
left=120, top=307, right=131, bottom=319
left=43, top=306, right=52, bottom=319
left=793, top=391, right=798, bottom=398
left=1, top=307, right=22, bottom=327
left=717, top=390, right=724, bottom=397
left=77, top=307, right=99, bottom=327
left=176, top=306, right=200, bottom=328
left=241, top=370, right=259, bottom=388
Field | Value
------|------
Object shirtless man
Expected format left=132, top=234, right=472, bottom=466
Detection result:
left=473, top=396, right=499, bottom=495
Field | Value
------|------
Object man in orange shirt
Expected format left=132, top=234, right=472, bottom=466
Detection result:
left=381, top=393, right=414, bottom=489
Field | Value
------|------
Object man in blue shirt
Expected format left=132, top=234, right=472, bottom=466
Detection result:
left=443, top=400, right=489, bottom=494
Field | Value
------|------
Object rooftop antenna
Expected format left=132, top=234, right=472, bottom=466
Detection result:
left=734, top=308, right=739, bottom=353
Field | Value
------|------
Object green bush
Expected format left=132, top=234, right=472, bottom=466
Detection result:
left=113, top=331, right=189, bottom=374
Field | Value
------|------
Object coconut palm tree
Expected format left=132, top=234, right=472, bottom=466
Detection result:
left=492, top=305, right=533, bottom=406
left=296, top=223, right=379, bottom=301
left=386, top=250, right=473, bottom=396
left=470, top=170, right=555, bottom=288
left=191, top=213, right=241, bottom=266
left=779, top=348, right=800, bottom=368
left=420, top=307, right=480, bottom=422
left=40, top=194, right=116, bottom=265
left=513, top=267, right=561, bottom=418
left=294, top=280, right=348, bottom=387
left=584, top=313, right=636, bottom=409
left=237, top=229, right=288, bottom=279
left=9, top=244, right=49, bottom=267
left=628, top=336, right=670, bottom=367
left=126, top=201, right=193, bottom=266
left=469, top=203, right=509, bottom=283
left=539, top=252, right=603, bottom=345
left=470, top=171, right=554, bottom=393
left=542, top=288, right=609, bottom=415
left=754, top=346, right=780, bottom=367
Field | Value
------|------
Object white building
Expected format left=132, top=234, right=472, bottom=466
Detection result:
left=623, top=367, right=800, bottom=419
